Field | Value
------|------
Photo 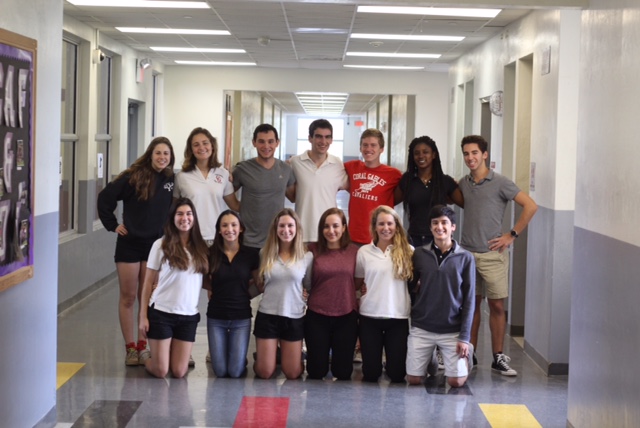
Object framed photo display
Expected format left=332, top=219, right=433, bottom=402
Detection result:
left=0, top=28, right=36, bottom=292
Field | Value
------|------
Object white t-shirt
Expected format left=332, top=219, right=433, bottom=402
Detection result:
left=289, top=152, right=348, bottom=242
left=174, top=168, right=234, bottom=240
left=147, top=238, right=203, bottom=316
left=355, top=243, right=411, bottom=319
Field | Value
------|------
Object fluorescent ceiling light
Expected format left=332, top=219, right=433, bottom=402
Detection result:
left=294, top=28, right=348, bottom=34
left=357, top=6, right=501, bottom=18
left=351, top=33, right=463, bottom=42
left=67, top=1, right=209, bottom=8
left=175, top=61, right=256, bottom=66
left=297, top=97, right=347, bottom=101
left=296, top=92, right=348, bottom=96
left=347, top=52, right=441, bottom=59
left=151, top=47, right=245, bottom=53
left=117, top=27, right=229, bottom=35
left=344, top=65, right=424, bottom=70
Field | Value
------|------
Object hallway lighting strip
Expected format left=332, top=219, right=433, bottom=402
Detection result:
left=346, top=52, right=441, bottom=59
left=117, top=28, right=229, bottom=35
left=344, top=65, right=424, bottom=70
left=351, top=33, right=464, bottom=42
left=175, top=61, right=256, bottom=66
left=67, top=1, right=210, bottom=8
left=357, top=6, right=501, bottom=18
left=295, top=92, right=349, bottom=115
left=151, top=47, right=245, bottom=53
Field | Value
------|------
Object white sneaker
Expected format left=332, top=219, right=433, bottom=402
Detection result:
left=436, top=348, right=445, bottom=370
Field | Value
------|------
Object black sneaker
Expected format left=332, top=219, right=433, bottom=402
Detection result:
left=491, top=353, right=517, bottom=376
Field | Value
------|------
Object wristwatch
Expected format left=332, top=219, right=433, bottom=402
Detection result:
left=510, top=229, right=519, bottom=238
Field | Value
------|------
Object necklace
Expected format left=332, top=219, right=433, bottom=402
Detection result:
left=420, top=177, right=431, bottom=187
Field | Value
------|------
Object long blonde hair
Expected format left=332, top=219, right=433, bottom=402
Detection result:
left=259, top=208, right=306, bottom=278
left=369, top=205, right=413, bottom=281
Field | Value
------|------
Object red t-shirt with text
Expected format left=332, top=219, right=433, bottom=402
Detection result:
left=344, top=160, right=402, bottom=244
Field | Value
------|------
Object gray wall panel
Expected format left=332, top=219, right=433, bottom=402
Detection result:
left=58, top=227, right=117, bottom=308
left=568, top=227, right=640, bottom=427
left=524, top=206, right=573, bottom=373
left=0, top=212, right=59, bottom=427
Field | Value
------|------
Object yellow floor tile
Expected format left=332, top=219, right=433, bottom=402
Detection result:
left=479, top=404, right=542, bottom=428
left=57, top=362, right=85, bottom=389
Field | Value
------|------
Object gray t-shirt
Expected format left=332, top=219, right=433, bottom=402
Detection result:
left=458, top=170, right=520, bottom=253
left=233, top=158, right=295, bottom=248
left=258, top=252, right=313, bottom=319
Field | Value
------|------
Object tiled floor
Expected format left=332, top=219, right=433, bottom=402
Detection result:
left=54, top=281, right=568, bottom=427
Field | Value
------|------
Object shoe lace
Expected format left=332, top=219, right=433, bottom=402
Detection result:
left=496, top=354, right=512, bottom=368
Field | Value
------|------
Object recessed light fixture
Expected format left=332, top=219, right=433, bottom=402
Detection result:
left=117, top=27, right=229, bottom=35
left=67, top=0, right=210, bottom=8
left=294, top=28, right=348, bottom=34
left=344, top=65, right=424, bottom=70
left=151, top=47, right=245, bottom=53
left=347, top=52, right=441, bottom=59
left=351, top=33, right=464, bottom=42
left=175, top=61, right=256, bottom=66
left=295, top=92, right=349, bottom=115
left=357, top=6, right=501, bottom=18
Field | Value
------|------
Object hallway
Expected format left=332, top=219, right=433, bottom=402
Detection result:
left=53, top=282, right=568, bottom=427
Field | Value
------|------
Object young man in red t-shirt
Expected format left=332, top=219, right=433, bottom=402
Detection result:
left=344, top=129, right=402, bottom=245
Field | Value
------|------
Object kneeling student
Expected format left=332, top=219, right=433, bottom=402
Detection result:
left=406, top=205, right=475, bottom=387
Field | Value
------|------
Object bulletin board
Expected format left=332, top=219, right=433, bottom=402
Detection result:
left=0, top=28, right=36, bottom=292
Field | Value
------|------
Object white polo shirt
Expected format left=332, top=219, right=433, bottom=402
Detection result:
left=147, top=238, right=203, bottom=316
left=355, top=243, right=411, bottom=319
left=174, top=168, right=234, bottom=240
left=290, top=151, right=348, bottom=242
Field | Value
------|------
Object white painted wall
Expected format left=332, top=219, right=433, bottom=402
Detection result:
left=574, top=4, right=640, bottom=246
left=0, top=1, right=62, bottom=426
left=448, top=10, right=580, bottom=212
left=163, top=67, right=449, bottom=169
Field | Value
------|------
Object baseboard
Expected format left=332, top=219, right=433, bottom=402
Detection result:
left=524, top=339, right=569, bottom=376
left=508, top=323, right=524, bottom=336
left=58, top=271, right=118, bottom=314
left=33, top=405, right=56, bottom=428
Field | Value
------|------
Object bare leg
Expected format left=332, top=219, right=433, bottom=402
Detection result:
left=116, top=262, right=143, bottom=345
left=470, top=295, right=483, bottom=350
left=254, top=338, right=278, bottom=379
left=280, top=339, right=303, bottom=380
left=169, top=339, right=193, bottom=378
left=487, top=298, right=506, bottom=354
left=407, top=375, right=424, bottom=385
left=143, top=338, right=171, bottom=378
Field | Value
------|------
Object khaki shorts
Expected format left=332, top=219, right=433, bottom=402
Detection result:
left=471, top=251, right=509, bottom=299
left=406, top=327, right=469, bottom=379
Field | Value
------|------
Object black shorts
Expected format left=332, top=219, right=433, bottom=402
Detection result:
left=114, top=235, right=156, bottom=263
left=147, top=305, right=201, bottom=342
left=253, top=311, right=304, bottom=342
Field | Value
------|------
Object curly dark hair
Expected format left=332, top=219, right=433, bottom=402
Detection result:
left=401, top=136, right=447, bottom=212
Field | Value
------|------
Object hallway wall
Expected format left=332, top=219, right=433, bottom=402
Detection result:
left=162, top=67, right=449, bottom=170
left=568, top=2, right=640, bottom=427
left=448, top=9, right=580, bottom=376
left=0, top=1, right=62, bottom=426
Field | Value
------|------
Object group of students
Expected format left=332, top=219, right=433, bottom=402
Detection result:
left=98, top=119, right=536, bottom=386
